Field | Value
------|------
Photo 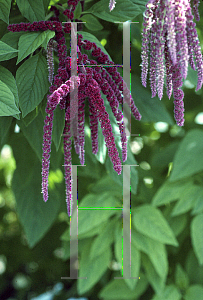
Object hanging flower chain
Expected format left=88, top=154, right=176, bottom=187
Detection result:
left=8, top=0, right=141, bottom=216
left=141, top=0, right=203, bottom=127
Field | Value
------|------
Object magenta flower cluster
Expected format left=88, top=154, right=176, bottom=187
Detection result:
left=8, top=1, right=141, bottom=216
left=141, top=0, right=203, bottom=126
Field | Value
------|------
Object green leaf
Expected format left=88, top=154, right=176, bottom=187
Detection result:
left=43, top=0, right=50, bottom=14
left=81, top=14, right=103, bottom=31
left=1, top=32, right=24, bottom=60
left=167, top=213, right=188, bottom=237
left=73, top=1, right=82, bottom=19
left=152, top=284, right=182, bottom=300
left=16, top=53, right=49, bottom=117
left=17, top=111, right=44, bottom=161
left=131, top=74, right=175, bottom=125
left=114, top=222, right=141, bottom=290
left=90, top=217, right=116, bottom=259
left=0, top=116, right=12, bottom=146
left=175, top=264, right=189, bottom=291
left=78, top=238, right=112, bottom=295
left=73, top=192, right=120, bottom=236
left=89, top=174, right=122, bottom=198
left=95, top=122, right=107, bottom=164
left=10, top=133, right=61, bottom=248
left=78, top=30, right=112, bottom=61
left=0, top=79, right=20, bottom=116
left=98, top=273, right=148, bottom=300
left=16, top=0, right=45, bottom=22
left=185, top=250, right=203, bottom=286
left=126, top=244, right=141, bottom=290
left=184, top=285, right=203, bottom=300
left=192, top=189, right=203, bottom=215
left=0, top=65, right=20, bottom=119
left=131, top=228, right=168, bottom=279
left=132, top=204, right=178, bottom=246
left=171, top=185, right=202, bottom=217
left=152, top=178, right=193, bottom=207
left=22, top=107, right=38, bottom=126
left=0, top=0, right=12, bottom=23
left=86, top=0, right=142, bottom=23
left=17, top=31, right=55, bottom=64
left=191, top=214, right=203, bottom=265
left=52, top=105, right=65, bottom=152
left=142, top=253, right=165, bottom=295
left=0, top=40, right=18, bottom=61
left=61, top=219, right=108, bottom=242
left=169, top=129, right=203, bottom=182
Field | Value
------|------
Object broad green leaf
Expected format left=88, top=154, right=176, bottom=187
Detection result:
left=52, top=105, right=65, bottom=152
left=95, top=121, right=107, bottom=164
left=114, top=221, right=141, bottom=290
left=131, top=74, right=175, bottom=125
left=168, top=213, right=188, bottom=237
left=0, top=65, right=20, bottom=119
left=43, top=0, right=50, bottom=14
left=10, top=133, right=61, bottom=248
left=191, top=214, right=203, bottom=265
left=171, top=185, right=202, bottom=217
left=184, top=285, right=203, bottom=300
left=17, top=31, right=55, bottom=64
left=114, top=221, right=122, bottom=269
left=78, top=31, right=112, bottom=61
left=81, top=14, right=103, bottom=31
left=0, top=116, right=12, bottom=145
left=78, top=238, right=112, bottom=295
left=22, top=107, right=38, bottom=126
left=60, top=219, right=108, bottom=242
left=89, top=174, right=122, bottom=198
left=185, top=250, right=203, bottom=286
left=0, top=40, right=18, bottom=61
left=0, top=80, right=20, bottom=116
left=142, top=253, right=166, bottom=294
left=150, top=141, right=180, bottom=171
left=126, top=244, right=140, bottom=290
left=74, top=1, right=82, bottom=19
left=0, top=0, right=12, bottom=23
left=131, top=229, right=168, bottom=279
left=16, top=53, right=49, bottom=117
left=17, top=111, right=44, bottom=161
left=86, top=0, right=142, bottom=23
left=73, top=192, right=120, bottom=236
left=132, top=205, right=178, bottom=246
left=152, top=178, right=193, bottom=207
left=169, top=129, right=203, bottom=182
left=1, top=32, right=24, bottom=60
left=16, top=0, right=45, bottom=22
left=175, top=264, right=189, bottom=291
left=192, top=189, right=203, bottom=215
left=152, top=284, right=182, bottom=300
left=90, top=217, right=116, bottom=259
left=98, top=273, right=148, bottom=300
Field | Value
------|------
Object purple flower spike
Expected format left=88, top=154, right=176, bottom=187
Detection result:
left=192, top=0, right=200, bottom=22
left=141, top=0, right=202, bottom=124
left=166, top=0, right=177, bottom=65
left=63, top=107, right=72, bottom=217
left=46, top=39, right=54, bottom=84
left=109, top=0, right=116, bottom=12
left=42, top=76, right=80, bottom=203
left=85, top=79, right=122, bottom=175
